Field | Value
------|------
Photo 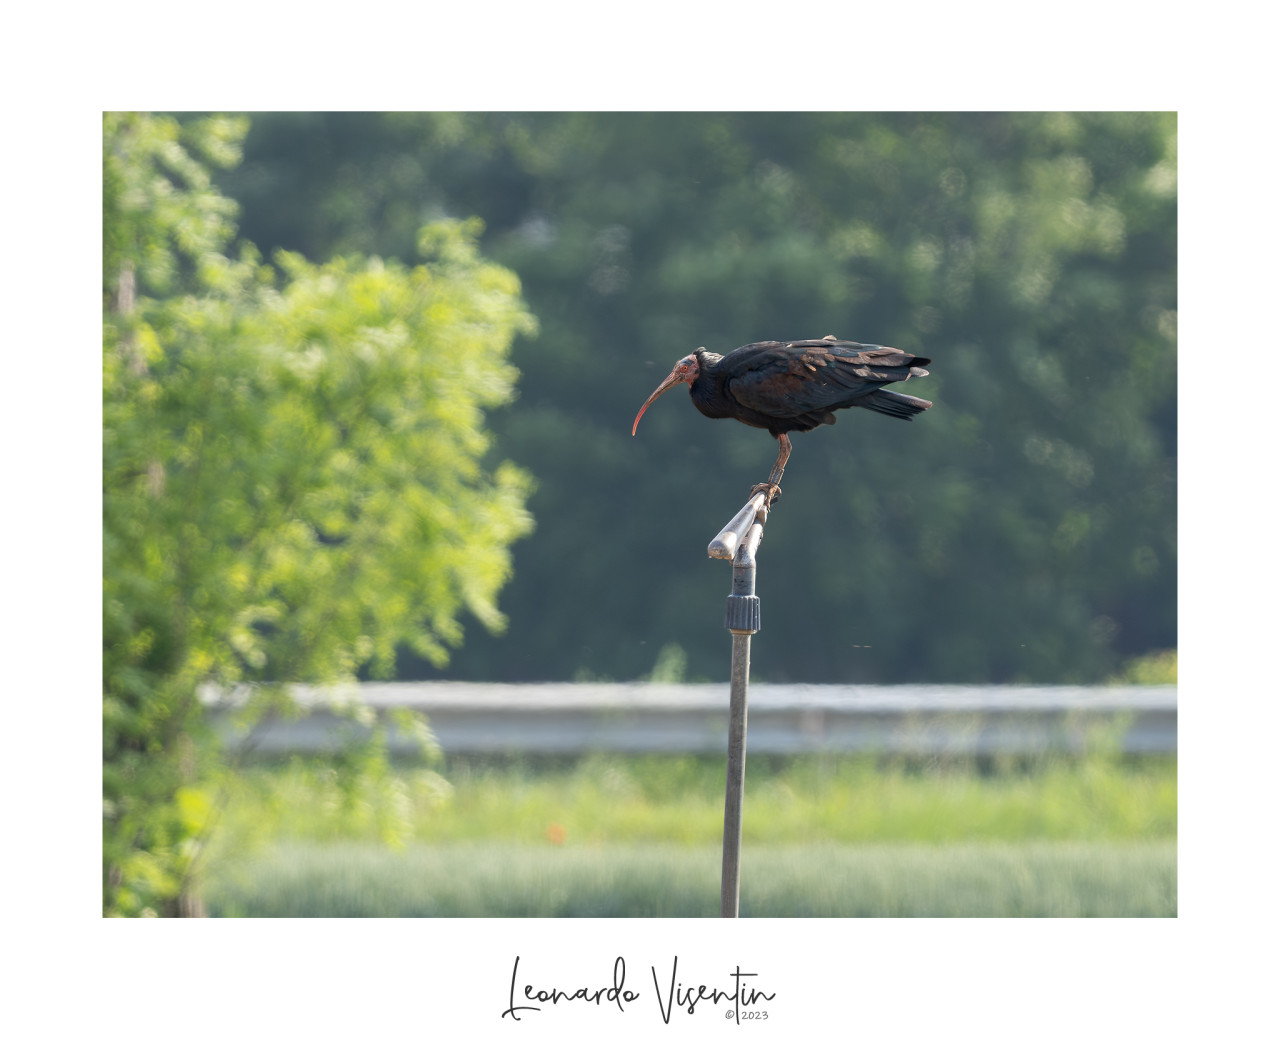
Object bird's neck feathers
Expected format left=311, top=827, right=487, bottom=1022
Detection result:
left=696, top=349, right=723, bottom=372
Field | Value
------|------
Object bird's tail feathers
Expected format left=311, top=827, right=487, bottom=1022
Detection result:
left=860, top=388, right=933, bottom=420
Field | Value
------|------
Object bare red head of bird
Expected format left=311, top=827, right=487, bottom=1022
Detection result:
left=631, top=349, right=704, bottom=436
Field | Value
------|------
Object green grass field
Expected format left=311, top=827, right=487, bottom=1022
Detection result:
left=205, top=840, right=1175, bottom=917
left=200, top=752, right=1176, bottom=917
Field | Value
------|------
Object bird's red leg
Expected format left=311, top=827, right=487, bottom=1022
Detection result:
left=750, top=433, right=790, bottom=507
left=768, top=433, right=791, bottom=485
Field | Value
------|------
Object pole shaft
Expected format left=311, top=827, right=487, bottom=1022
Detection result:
left=717, top=493, right=766, bottom=919
left=721, top=629, right=752, bottom=918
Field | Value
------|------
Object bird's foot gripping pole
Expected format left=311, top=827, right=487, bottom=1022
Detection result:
left=748, top=482, right=782, bottom=508
left=708, top=492, right=768, bottom=918
left=747, top=432, right=790, bottom=509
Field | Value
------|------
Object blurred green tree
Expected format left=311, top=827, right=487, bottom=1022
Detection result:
left=102, top=113, right=535, bottom=915
left=222, top=113, right=1175, bottom=685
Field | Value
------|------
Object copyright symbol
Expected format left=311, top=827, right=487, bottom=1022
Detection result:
left=725, top=1009, right=734, bottom=1019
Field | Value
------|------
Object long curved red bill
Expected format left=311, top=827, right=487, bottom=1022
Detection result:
left=631, top=373, right=682, bottom=436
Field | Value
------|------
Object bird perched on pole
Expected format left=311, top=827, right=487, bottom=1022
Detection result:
left=632, top=336, right=933, bottom=505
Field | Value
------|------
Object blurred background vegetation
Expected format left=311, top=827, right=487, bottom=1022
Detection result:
left=222, top=111, right=1176, bottom=687
left=202, top=751, right=1176, bottom=917
left=103, top=112, right=1175, bottom=916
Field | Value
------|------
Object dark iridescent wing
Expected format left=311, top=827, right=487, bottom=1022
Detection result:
left=725, top=339, right=930, bottom=419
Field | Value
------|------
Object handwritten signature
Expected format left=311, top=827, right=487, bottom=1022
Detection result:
left=502, top=955, right=776, bottom=1024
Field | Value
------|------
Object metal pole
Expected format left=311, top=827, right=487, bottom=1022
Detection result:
left=710, top=494, right=767, bottom=918
left=721, top=630, right=751, bottom=917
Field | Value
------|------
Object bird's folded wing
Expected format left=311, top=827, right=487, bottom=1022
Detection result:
left=727, top=343, right=924, bottom=418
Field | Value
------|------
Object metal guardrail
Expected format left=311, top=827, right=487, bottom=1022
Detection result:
left=205, top=682, right=1177, bottom=756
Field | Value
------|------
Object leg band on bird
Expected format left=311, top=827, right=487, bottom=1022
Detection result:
left=748, top=433, right=790, bottom=507
left=768, top=433, right=792, bottom=485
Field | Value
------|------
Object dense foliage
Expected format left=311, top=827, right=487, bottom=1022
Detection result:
left=102, top=113, right=534, bottom=915
left=223, top=112, right=1176, bottom=685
